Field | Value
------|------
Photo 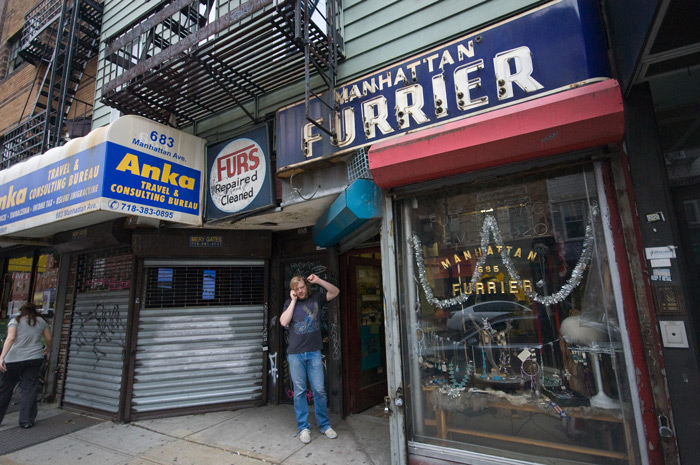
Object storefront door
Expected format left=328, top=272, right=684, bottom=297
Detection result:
left=347, top=256, right=387, bottom=414
left=672, top=185, right=700, bottom=344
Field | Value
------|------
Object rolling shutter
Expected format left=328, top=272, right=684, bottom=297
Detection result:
left=63, top=248, right=133, bottom=414
left=63, top=289, right=130, bottom=412
left=131, top=260, right=265, bottom=413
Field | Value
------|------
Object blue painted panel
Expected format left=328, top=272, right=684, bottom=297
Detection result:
left=313, top=179, right=382, bottom=247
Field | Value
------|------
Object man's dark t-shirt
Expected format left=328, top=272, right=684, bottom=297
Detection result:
left=284, top=292, right=327, bottom=355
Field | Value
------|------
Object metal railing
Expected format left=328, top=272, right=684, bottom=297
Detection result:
left=100, top=0, right=342, bottom=127
left=0, top=98, right=93, bottom=170
left=20, top=0, right=63, bottom=64
left=0, top=112, right=47, bottom=169
left=1, top=0, right=102, bottom=172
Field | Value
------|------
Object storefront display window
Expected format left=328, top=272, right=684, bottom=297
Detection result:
left=80, top=253, right=132, bottom=291
left=397, top=164, right=640, bottom=464
left=1, top=252, right=58, bottom=318
left=34, top=253, right=59, bottom=313
left=3, top=255, right=32, bottom=317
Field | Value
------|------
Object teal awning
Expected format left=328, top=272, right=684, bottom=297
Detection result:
left=312, top=179, right=382, bottom=247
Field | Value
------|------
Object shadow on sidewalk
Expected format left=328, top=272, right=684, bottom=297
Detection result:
left=1, top=390, right=102, bottom=456
left=0, top=410, right=102, bottom=455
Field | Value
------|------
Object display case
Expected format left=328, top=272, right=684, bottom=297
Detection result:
left=397, top=164, right=640, bottom=464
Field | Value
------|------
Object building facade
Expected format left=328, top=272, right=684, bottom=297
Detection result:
left=1, top=0, right=699, bottom=464
left=0, top=0, right=103, bottom=400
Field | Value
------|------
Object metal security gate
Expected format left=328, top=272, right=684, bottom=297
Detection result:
left=131, top=260, right=265, bottom=414
left=63, top=248, right=134, bottom=414
left=63, top=290, right=129, bottom=412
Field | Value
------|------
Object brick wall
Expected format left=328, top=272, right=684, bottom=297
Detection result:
left=0, top=1, right=98, bottom=138
left=0, top=64, right=39, bottom=134
left=1, top=0, right=32, bottom=44
left=67, top=58, right=98, bottom=121
left=0, top=0, right=38, bottom=134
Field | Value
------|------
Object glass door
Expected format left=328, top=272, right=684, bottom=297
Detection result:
left=672, top=185, right=700, bottom=348
left=348, top=256, right=387, bottom=413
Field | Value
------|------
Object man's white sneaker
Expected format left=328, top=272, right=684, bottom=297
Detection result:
left=299, top=428, right=311, bottom=444
left=323, top=427, right=338, bottom=439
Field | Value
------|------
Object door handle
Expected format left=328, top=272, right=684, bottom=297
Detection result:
left=658, top=413, right=674, bottom=439
left=395, top=387, right=404, bottom=407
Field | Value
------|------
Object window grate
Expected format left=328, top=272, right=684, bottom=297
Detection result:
left=348, top=147, right=372, bottom=182
left=144, top=265, right=265, bottom=308
left=76, top=248, right=133, bottom=293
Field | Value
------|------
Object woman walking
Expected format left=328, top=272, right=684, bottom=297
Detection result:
left=0, top=302, right=52, bottom=428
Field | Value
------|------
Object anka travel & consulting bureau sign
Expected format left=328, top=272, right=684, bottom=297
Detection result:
left=0, top=115, right=205, bottom=237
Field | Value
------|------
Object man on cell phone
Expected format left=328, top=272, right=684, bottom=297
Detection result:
left=280, top=274, right=340, bottom=444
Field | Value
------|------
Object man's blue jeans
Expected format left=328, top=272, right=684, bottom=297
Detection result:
left=287, top=350, right=330, bottom=433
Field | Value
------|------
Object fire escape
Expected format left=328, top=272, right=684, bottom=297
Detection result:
left=0, top=0, right=103, bottom=169
left=99, top=0, right=342, bottom=136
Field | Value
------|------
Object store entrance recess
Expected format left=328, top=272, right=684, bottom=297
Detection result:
left=344, top=250, right=387, bottom=414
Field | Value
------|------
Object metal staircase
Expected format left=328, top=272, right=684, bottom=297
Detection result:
left=100, top=0, right=343, bottom=133
left=0, top=0, right=103, bottom=170
left=1, top=0, right=342, bottom=170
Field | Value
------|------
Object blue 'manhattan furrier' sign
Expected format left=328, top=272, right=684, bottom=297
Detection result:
left=276, top=0, right=610, bottom=172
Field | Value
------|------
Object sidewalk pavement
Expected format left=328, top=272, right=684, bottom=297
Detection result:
left=0, top=401, right=392, bottom=465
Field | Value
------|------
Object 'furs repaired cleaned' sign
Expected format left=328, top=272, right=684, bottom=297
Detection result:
left=206, top=125, right=274, bottom=221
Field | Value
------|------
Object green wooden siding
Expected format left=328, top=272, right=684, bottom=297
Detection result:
left=93, top=1, right=159, bottom=129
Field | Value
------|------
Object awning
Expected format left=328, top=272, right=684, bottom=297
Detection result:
left=368, top=79, right=624, bottom=189
left=0, top=115, right=206, bottom=239
left=313, top=179, right=382, bottom=248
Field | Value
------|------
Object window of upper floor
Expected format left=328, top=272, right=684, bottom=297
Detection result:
left=6, top=32, right=25, bottom=76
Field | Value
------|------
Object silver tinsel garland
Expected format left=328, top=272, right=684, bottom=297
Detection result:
left=411, top=205, right=599, bottom=308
